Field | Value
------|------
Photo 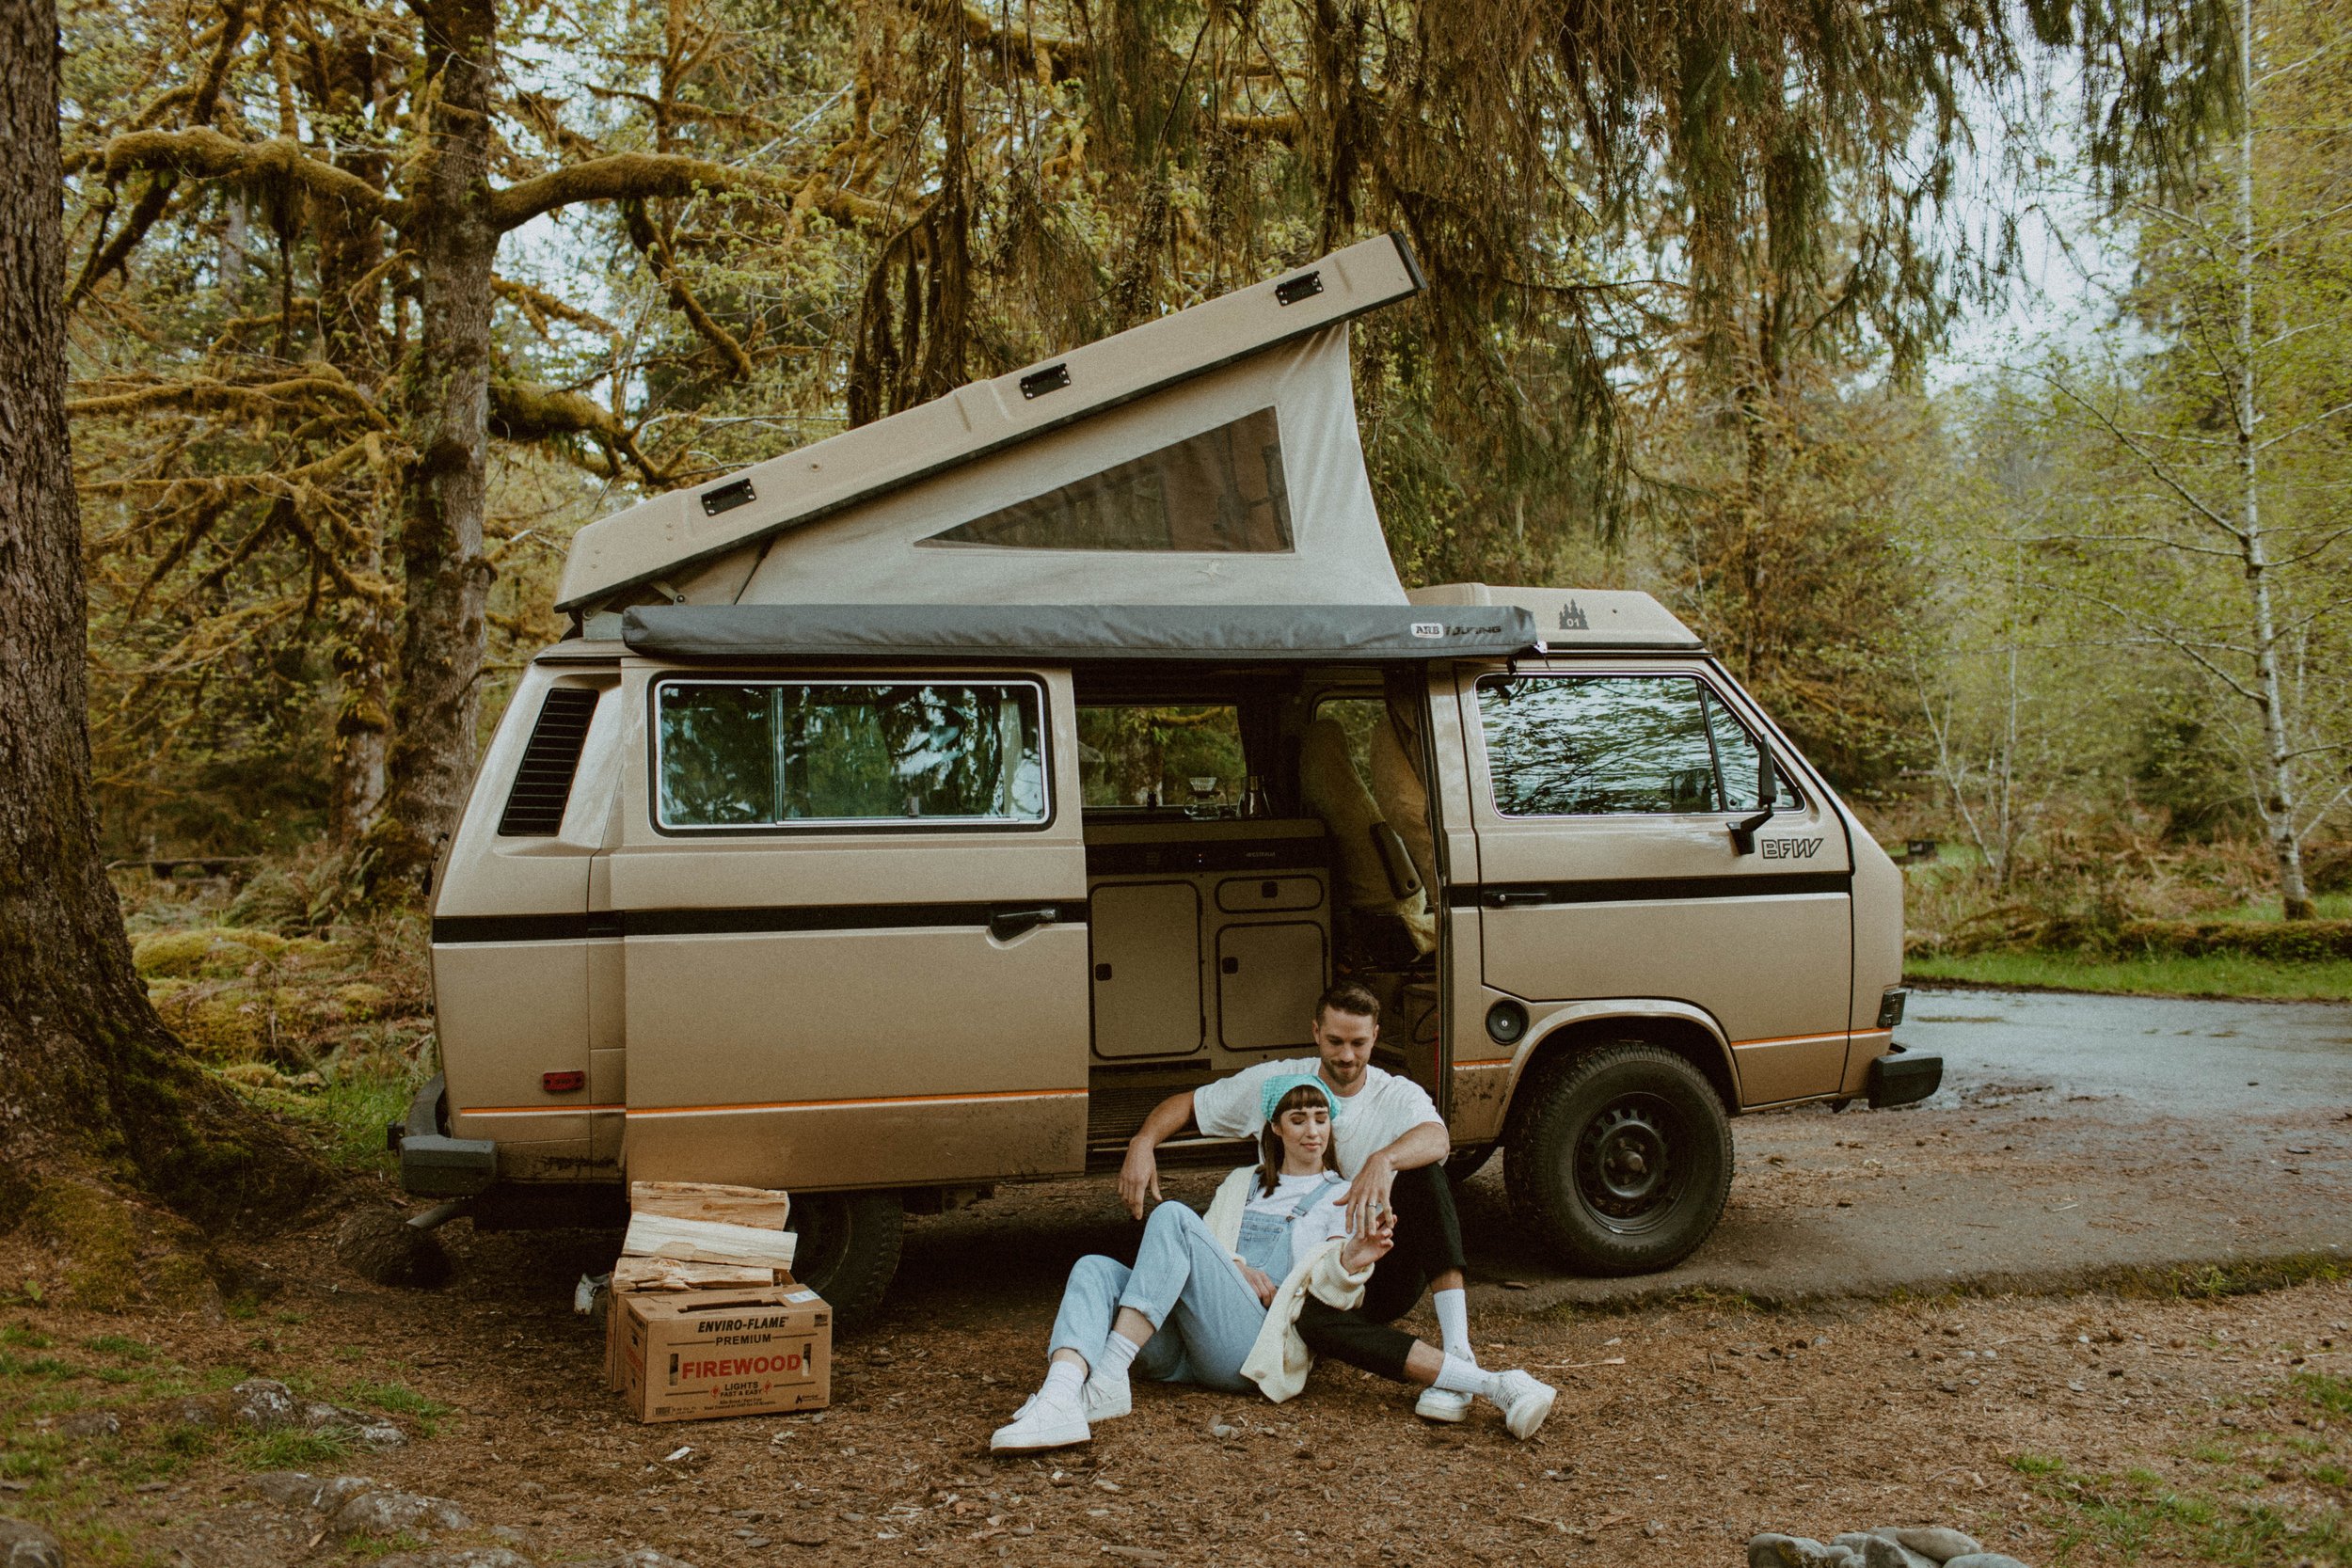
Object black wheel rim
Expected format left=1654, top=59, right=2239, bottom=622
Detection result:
left=788, top=1193, right=850, bottom=1290
left=1572, top=1092, right=1685, bottom=1234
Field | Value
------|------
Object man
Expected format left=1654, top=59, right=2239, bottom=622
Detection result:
left=1118, top=980, right=1490, bottom=1421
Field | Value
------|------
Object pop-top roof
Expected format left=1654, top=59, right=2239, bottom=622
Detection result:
left=559, top=234, right=1426, bottom=614
left=621, top=603, right=1542, bottom=664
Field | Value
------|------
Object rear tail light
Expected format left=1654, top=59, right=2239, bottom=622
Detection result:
left=542, top=1070, right=586, bottom=1094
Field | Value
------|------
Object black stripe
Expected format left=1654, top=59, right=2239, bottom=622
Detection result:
left=1445, top=872, right=1850, bottom=909
left=1085, top=835, right=1327, bottom=877
left=433, top=901, right=1089, bottom=944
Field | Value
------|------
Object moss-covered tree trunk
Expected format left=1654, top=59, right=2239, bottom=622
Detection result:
left=367, top=0, right=500, bottom=897
left=0, top=0, right=322, bottom=1227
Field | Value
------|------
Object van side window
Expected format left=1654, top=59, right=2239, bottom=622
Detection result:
left=1477, top=674, right=1788, bottom=816
left=920, top=407, right=1294, bottom=553
left=654, top=680, right=1047, bottom=830
left=1077, top=704, right=1246, bottom=811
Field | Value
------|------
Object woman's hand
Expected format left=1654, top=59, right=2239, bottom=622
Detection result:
left=1341, top=1207, right=1397, bottom=1273
left=1239, top=1262, right=1279, bottom=1307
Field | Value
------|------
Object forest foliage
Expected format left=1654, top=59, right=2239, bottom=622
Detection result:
left=50, top=0, right=2348, bottom=924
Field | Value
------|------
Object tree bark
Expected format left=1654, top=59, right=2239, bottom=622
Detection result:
left=0, top=0, right=322, bottom=1223
left=368, top=0, right=500, bottom=895
left=2230, top=0, right=2315, bottom=920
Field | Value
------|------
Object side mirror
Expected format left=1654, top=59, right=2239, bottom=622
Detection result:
left=1729, top=752, right=1779, bottom=855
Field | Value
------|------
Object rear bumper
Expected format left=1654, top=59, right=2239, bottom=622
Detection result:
left=1866, top=1045, right=1943, bottom=1109
left=395, top=1074, right=500, bottom=1197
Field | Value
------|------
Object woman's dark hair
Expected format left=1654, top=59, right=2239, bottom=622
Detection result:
left=1257, top=1084, right=1339, bottom=1196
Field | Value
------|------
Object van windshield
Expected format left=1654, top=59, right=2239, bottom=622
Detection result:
left=655, top=679, right=1047, bottom=829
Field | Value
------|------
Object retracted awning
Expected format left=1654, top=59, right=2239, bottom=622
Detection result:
left=621, top=603, right=1542, bottom=663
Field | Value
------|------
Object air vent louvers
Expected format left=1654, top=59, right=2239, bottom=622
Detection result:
left=496, top=687, right=601, bottom=836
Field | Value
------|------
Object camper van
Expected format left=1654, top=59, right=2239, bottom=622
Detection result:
left=398, top=234, right=1939, bottom=1321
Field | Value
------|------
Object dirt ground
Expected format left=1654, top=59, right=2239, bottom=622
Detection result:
left=4, top=1099, right=2350, bottom=1568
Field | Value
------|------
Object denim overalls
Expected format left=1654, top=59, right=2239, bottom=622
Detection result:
left=1235, top=1173, right=1346, bottom=1279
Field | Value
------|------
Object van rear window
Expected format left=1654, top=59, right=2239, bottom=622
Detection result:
left=654, top=680, right=1047, bottom=830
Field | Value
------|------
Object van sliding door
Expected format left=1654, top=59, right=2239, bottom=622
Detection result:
left=610, top=664, right=1090, bottom=1190
left=1457, top=663, right=1853, bottom=1105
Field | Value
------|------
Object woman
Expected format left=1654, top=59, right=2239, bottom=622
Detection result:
left=991, top=1074, right=1556, bottom=1450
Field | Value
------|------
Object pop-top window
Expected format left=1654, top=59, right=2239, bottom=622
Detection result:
left=1476, top=674, right=1797, bottom=816
left=922, top=407, right=1294, bottom=552
left=655, top=680, right=1047, bottom=830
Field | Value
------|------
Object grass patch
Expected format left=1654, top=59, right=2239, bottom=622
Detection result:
left=0, top=1324, right=53, bottom=1350
left=2018, top=1453, right=2348, bottom=1565
left=81, top=1335, right=155, bottom=1362
left=342, top=1379, right=448, bottom=1419
left=1908, top=949, right=2352, bottom=1000
left=2296, top=1371, right=2352, bottom=1419
left=236, top=1429, right=351, bottom=1470
left=273, top=1070, right=416, bottom=1178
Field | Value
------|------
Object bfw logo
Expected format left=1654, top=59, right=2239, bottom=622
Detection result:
left=1761, top=837, right=1823, bottom=860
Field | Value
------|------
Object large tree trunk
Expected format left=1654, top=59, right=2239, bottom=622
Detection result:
left=368, top=0, right=499, bottom=896
left=0, top=0, right=322, bottom=1225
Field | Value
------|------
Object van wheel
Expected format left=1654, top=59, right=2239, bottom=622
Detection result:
left=1504, top=1043, right=1731, bottom=1276
left=786, top=1191, right=903, bottom=1330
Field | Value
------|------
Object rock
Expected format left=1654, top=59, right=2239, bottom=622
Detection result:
left=487, top=1526, right=538, bottom=1555
left=354, top=1421, right=407, bottom=1449
left=1885, top=1528, right=1987, bottom=1562
left=580, top=1553, right=698, bottom=1568
left=153, top=1395, right=224, bottom=1429
left=57, top=1408, right=123, bottom=1439
left=1750, top=1534, right=1863, bottom=1567
left=0, top=1519, right=65, bottom=1568
left=375, top=1553, right=537, bottom=1568
left=1943, top=1557, right=2031, bottom=1568
left=328, top=1489, right=472, bottom=1538
left=335, top=1208, right=452, bottom=1291
left=1835, top=1534, right=1938, bottom=1568
left=301, top=1402, right=347, bottom=1430
left=250, top=1472, right=379, bottom=1513
left=230, top=1378, right=302, bottom=1432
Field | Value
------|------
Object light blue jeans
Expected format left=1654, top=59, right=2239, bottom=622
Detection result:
left=1047, top=1202, right=1266, bottom=1393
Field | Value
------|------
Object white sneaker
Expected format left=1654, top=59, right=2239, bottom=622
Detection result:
left=1414, top=1386, right=1472, bottom=1422
left=1486, top=1370, right=1557, bottom=1440
left=989, top=1393, right=1090, bottom=1453
left=1083, top=1370, right=1132, bottom=1422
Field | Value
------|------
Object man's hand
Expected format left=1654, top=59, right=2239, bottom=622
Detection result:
left=1118, top=1139, right=1164, bottom=1220
left=1239, top=1262, right=1279, bottom=1307
left=1339, top=1152, right=1398, bottom=1240
left=1341, top=1206, right=1397, bottom=1273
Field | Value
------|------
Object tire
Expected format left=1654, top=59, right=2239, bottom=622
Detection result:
left=1503, top=1043, right=1732, bottom=1276
left=1443, top=1143, right=1497, bottom=1185
left=786, top=1190, right=903, bottom=1330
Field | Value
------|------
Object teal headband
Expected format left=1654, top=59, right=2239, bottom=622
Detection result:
left=1259, top=1072, right=1341, bottom=1125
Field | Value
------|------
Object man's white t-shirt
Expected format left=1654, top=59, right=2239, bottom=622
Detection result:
left=1241, top=1171, right=1355, bottom=1274
left=1192, top=1059, right=1442, bottom=1177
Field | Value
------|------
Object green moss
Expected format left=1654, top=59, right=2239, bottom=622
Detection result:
left=26, top=1183, right=144, bottom=1312
left=131, top=927, right=293, bottom=980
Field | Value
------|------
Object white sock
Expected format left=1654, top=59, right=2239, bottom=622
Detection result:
left=1433, top=1355, right=1497, bottom=1400
left=1040, top=1360, right=1086, bottom=1408
left=1434, top=1288, right=1474, bottom=1364
left=1096, top=1332, right=1142, bottom=1379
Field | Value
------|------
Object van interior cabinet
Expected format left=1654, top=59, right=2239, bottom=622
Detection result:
left=1216, top=922, right=1328, bottom=1050
left=1082, top=818, right=1330, bottom=1069
left=1089, top=882, right=1204, bottom=1058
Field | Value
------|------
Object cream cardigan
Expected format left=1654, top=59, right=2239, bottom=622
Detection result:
left=1200, top=1167, right=1375, bottom=1402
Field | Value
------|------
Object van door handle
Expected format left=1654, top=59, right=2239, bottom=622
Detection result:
left=1486, top=888, right=1549, bottom=908
left=989, top=905, right=1059, bottom=942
